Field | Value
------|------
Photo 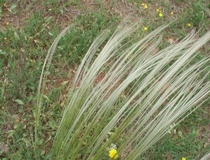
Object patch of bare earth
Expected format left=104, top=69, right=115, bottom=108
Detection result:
left=0, top=1, right=79, bottom=30
left=0, top=0, right=141, bottom=31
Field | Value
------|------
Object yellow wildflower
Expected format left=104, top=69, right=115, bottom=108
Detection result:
left=144, top=4, right=148, bottom=9
left=182, top=158, right=186, bottom=160
left=156, top=8, right=163, bottom=17
left=141, top=3, right=148, bottom=9
left=143, top=26, right=148, bottom=31
left=159, top=12, right=163, bottom=17
left=187, top=23, right=192, bottom=27
left=170, top=11, right=174, bottom=15
left=5, top=22, right=10, bottom=26
left=109, top=149, right=119, bottom=159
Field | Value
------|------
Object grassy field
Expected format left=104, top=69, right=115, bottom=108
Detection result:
left=0, top=0, right=210, bottom=159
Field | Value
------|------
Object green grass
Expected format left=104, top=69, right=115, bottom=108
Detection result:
left=0, top=0, right=210, bottom=159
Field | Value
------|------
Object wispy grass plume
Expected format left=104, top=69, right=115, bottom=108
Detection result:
left=35, top=25, right=74, bottom=158
left=200, top=153, right=210, bottom=160
left=37, top=22, right=210, bottom=159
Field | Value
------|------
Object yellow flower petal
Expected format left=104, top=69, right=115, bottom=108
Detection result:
left=143, top=27, right=148, bottom=31
left=144, top=4, right=148, bottom=8
left=141, top=3, right=148, bottom=8
left=159, top=13, right=163, bottom=17
left=187, top=23, right=192, bottom=27
left=182, top=158, right=186, bottom=160
left=109, top=149, right=119, bottom=159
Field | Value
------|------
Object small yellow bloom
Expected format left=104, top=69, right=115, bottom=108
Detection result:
left=156, top=8, right=163, bottom=17
left=5, top=22, right=10, bottom=26
left=143, top=26, right=148, bottom=31
left=4, top=37, right=7, bottom=40
left=187, top=23, right=192, bottom=27
left=141, top=3, right=148, bottom=9
left=109, top=149, right=119, bottom=159
left=159, top=12, right=163, bottom=17
left=182, top=158, right=186, bottom=160
left=144, top=4, right=148, bottom=8
left=170, top=11, right=174, bottom=15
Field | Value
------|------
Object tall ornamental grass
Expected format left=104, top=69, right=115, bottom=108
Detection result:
left=201, top=153, right=210, bottom=160
left=36, top=22, right=210, bottom=159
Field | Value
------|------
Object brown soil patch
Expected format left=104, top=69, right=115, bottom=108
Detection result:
left=0, top=0, right=138, bottom=31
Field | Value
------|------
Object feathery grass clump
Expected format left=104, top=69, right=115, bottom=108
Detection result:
left=36, top=22, right=210, bottom=159
left=200, top=152, right=210, bottom=160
